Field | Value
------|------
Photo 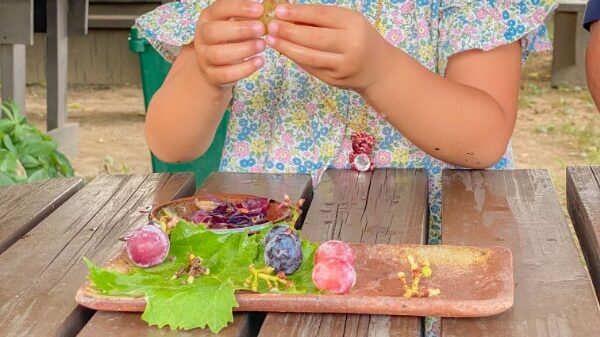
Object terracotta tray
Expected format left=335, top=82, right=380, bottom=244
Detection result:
left=150, top=193, right=291, bottom=233
left=76, top=244, right=514, bottom=317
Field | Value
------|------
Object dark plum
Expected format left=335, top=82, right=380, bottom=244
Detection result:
left=264, top=226, right=302, bottom=275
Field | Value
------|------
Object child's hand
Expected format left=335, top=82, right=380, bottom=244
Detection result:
left=265, top=4, right=393, bottom=91
left=194, top=0, right=267, bottom=87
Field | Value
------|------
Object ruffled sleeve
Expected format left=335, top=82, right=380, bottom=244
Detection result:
left=136, top=0, right=212, bottom=63
left=437, top=0, right=558, bottom=74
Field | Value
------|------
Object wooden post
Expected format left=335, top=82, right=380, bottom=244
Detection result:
left=46, top=0, right=68, bottom=130
left=0, top=44, right=27, bottom=113
left=551, top=1, right=590, bottom=88
left=0, top=0, right=33, bottom=116
left=46, top=0, right=79, bottom=156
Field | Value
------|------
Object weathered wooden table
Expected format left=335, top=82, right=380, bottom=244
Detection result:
left=567, top=166, right=600, bottom=301
left=1, top=169, right=600, bottom=337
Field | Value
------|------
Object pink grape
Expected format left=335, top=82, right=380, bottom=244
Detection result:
left=126, top=224, right=170, bottom=268
left=312, top=258, right=356, bottom=294
left=314, top=240, right=355, bottom=265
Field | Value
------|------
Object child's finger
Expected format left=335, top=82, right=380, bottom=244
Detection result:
left=266, top=35, right=340, bottom=69
left=200, top=20, right=265, bottom=45
left=205, top=56, right=265, bottom=85
left=204, top=39, right=266, bottom=66
left=274, top=4, right=348, bottom=28
left=204, top=0, right=263, bottom=21
left=267, top=20, right=341, bottom=53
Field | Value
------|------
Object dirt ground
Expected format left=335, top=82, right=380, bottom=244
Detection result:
left=24, top=52, right=600, bottom=206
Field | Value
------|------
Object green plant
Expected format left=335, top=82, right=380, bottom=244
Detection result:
left=0, top=101, right=74, bottom=186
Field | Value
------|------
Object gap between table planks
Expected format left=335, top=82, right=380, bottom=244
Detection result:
left=257, top=169, right=429, bottom=337
left=0, top=173, right=196, bottom=337
left=441, top=169, right=600, bottom=337
left=76, top=172, right=314, bottom=337
left=0, top=177, right=83, bottom=255
left=567, top=166, right=600, bottom=300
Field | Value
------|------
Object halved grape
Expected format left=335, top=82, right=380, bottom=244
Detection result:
left=312, top=258, right=356, bottom=294
left=314, top=240, right=355, bottom=265
left=125, top=224, right=170, bottom=268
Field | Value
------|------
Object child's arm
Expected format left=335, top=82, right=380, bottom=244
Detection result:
left=145, top=0, right=266, bottom=163
left=587, top=22, right=600, bottom=111
left=267, top=5, right=521, bottom=168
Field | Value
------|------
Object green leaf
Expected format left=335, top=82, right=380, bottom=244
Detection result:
left=1, top=101, right=74, bottom=183
left=85, top=222, right=319, bottom=333
left=3, top=134, right=17, bottom=154
left=0, top=172, right=15, bottom=186
left=0, top=149, right=18, bottom=173
left=27, top=168, right=50, bottom=183
left=51, top=152, right=74, bottom=176
left=143, top=278, right=237, bottom=333
left=0, top=119, right=15, bottom=133
left=19, top=155, right=41, bottom=168
left=20, top=140, right=57, bottom=157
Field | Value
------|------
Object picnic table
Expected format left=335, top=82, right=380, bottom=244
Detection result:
left=2, top=169, right=600, bottom=337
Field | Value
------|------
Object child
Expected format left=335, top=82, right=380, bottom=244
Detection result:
left=585, top=0, right=600, bottom=109
left=138, top=0, right=556, bottom=333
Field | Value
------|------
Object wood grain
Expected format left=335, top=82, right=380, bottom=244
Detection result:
left=441, top=170, right=600, bottom=337
left=0, top=177, right=83, bottom=255
left=567, top=166, right=600, bottom=299
left=77, top=172, right=313, bottom=337
left=258, top=169, right=428, bottom=337
left=0, top=173, right=195, bottom=337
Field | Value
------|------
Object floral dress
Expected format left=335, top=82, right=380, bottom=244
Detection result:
left=137, top=0, right=556, bottom=334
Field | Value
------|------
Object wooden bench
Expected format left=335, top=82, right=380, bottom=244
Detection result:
left=552, top=0, right=590, bottom=88
left=567, top=166, right=600, bottom=299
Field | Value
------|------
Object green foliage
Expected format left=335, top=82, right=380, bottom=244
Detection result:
left=0, top=101, right=74, bottom=186
left=85, top=221, right=319, bottom=333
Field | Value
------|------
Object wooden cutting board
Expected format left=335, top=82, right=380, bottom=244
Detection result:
left=76, top=243, right=513, bottom=317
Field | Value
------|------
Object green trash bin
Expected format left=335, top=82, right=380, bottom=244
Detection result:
left=128, top=27, right=229, bottom=186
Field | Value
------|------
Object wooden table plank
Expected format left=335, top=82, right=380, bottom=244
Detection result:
left=567, top=166, right=600, bottom=299
left=0, top=173, right=195, bottom=337
left=258, top=169, right=428, bottom=337
left=441, top=170, right=600, bottom=337
left=0, top=177, right=83, bottom=254
left=77, top=172, right=313, bottom=337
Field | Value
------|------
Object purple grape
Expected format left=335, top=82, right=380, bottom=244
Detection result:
left=263, top=225, right=290, bottom=245
left=126, top=224, right=170, bottom=268
left=264, top=226, right=302, bottom=275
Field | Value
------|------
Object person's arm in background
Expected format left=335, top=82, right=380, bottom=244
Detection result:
left=585, top=0, right=600, bottom=110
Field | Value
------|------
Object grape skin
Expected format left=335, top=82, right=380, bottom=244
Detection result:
left=263, top=225, right=290, bottom=246
left=264, top=226, right=303, bottom=275
left=126, top=224, right=170, bottom=268
left=314, top=240, right=355, bottom=265
left=312, top=258, right=356, bottom=294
